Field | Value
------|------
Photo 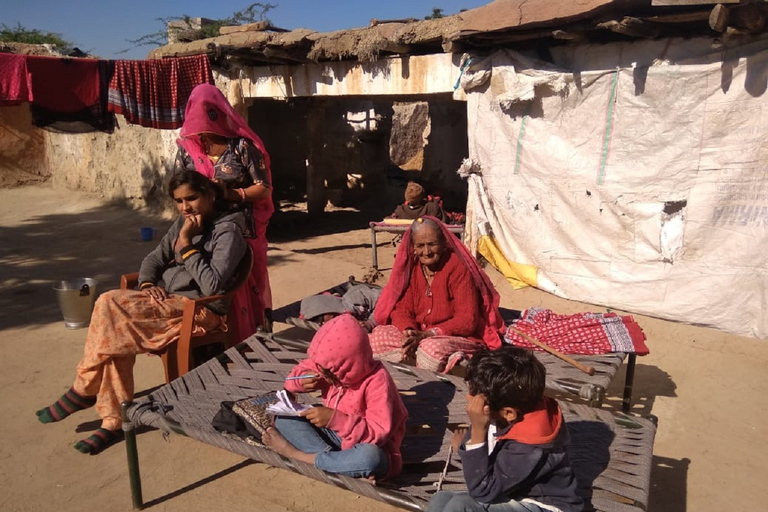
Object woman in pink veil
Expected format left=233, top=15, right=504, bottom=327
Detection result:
left=175, top=83, right=273, bottom=339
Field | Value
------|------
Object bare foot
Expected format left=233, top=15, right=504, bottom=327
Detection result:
left=359, top=475, right=377, bottom=485
left=262, top=427, right=294, bottom=456
left=262, top=427, right=317, bottom=465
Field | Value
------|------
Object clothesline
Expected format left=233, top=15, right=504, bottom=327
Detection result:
left=0, top=53, right=213, bottom=133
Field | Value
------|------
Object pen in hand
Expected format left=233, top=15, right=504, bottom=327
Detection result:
left=285, top=374, right=319, bottom=381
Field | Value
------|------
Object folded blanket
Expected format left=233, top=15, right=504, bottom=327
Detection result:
left=504, top=307, right=649, bottom=356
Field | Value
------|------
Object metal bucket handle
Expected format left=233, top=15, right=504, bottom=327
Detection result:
left=79, top=284, right=91, bottom=297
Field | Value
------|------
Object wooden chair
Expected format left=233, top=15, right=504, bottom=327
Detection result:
left=120, top=247, right=253, bottom=383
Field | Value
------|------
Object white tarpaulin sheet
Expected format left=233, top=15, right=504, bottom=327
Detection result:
left=462, top=38, right=768, bottom=339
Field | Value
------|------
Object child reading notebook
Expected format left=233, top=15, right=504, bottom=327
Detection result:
left=263, top=314, right=408, bottom=480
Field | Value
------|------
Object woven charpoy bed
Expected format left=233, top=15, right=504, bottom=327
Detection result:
left=123, top=332, right=656, bottom=511
left=368, top=221, right=465, bottom=270
left=271, top=279, right=637, bottom=412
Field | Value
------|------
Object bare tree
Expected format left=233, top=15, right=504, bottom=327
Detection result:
left=121, top=3, right=277, bottom=53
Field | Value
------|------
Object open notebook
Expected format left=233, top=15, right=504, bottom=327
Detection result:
left=266, top=389, right=312, bottom=416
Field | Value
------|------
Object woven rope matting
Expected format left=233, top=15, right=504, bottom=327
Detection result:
left=272, top=286, right=624, bottom=405
left=129, top=333, right=655, bottom=512
left=369, top=222, right=465, bottom=235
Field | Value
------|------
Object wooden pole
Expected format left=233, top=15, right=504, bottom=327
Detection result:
left=507, top=327, right=596, bottom=376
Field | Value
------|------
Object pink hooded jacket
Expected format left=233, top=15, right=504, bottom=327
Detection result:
left=284, top=314, right=409, bottom=479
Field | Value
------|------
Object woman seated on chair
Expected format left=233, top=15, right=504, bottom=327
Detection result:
left=36, top=170, right=247, bottom=455
left=369, top=216, right=505, bottom=373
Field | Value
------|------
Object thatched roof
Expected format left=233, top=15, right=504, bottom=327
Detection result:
left=148, top=0, right=767, bottom=66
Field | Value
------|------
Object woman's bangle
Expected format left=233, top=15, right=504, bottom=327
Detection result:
left=237, top=188, right=246, bottom=202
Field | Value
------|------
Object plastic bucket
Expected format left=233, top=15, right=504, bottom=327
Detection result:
left=53, top=278, right=99, bottom=329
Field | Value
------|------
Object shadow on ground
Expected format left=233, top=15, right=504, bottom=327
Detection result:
left=554, top=362, right=684, bottom=512
left=601, top=363, right=678, bottom=417
left=0, top=193, right=393, bottom=332
left=0, top=200, right=172, bottom=331
left=267, top=202, right=392, bottom=244
left=144, top=459, right=256, bottom=507
left=649, top=455, right=690, bottom=512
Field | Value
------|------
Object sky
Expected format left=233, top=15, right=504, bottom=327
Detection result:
left=3, top=0, right=491, bottom=60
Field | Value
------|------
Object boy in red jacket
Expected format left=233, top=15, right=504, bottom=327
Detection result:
left=263, top=314, right=408, bottom=480
left=429, top=346, right=583, bottom=512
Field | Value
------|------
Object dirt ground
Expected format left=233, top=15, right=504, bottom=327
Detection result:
left=1, top=185, right=766, bottom=512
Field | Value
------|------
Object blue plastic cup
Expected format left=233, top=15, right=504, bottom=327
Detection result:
left=140, top=227, right=154, bottom=241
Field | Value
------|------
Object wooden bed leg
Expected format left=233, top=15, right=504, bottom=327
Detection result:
left=589, top=385, right=606, bottom=408
left=622, top=354, right=637, bottom=413
left=122, top=401, right=144, bottom=509
left=370, top=225, right=379, bottom=269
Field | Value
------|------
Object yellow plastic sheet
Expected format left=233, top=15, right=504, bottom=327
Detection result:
left=477, top=235, right=538, bottom=290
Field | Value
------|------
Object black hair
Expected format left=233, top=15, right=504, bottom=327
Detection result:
left=465, top=346, right=546, bottom=414
left=166, top=169, right=230, bottom=214
left=167, top=169, right=218, bottom=199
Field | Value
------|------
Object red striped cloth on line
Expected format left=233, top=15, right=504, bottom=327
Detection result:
left=107, top=54, right=214, bottom=129
left=504, top=308, right=649, bottom=355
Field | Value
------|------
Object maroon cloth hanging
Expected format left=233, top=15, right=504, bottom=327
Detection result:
left=0, top=53, right=33, bottom=106
left=16, top=55, right=116, bottom=133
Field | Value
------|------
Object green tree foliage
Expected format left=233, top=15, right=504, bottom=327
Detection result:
left=424, top=7, right=445, bottom=20
left=123, top=2, right=277, bottom=52
left=0, top=23, right=73, bottom=52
